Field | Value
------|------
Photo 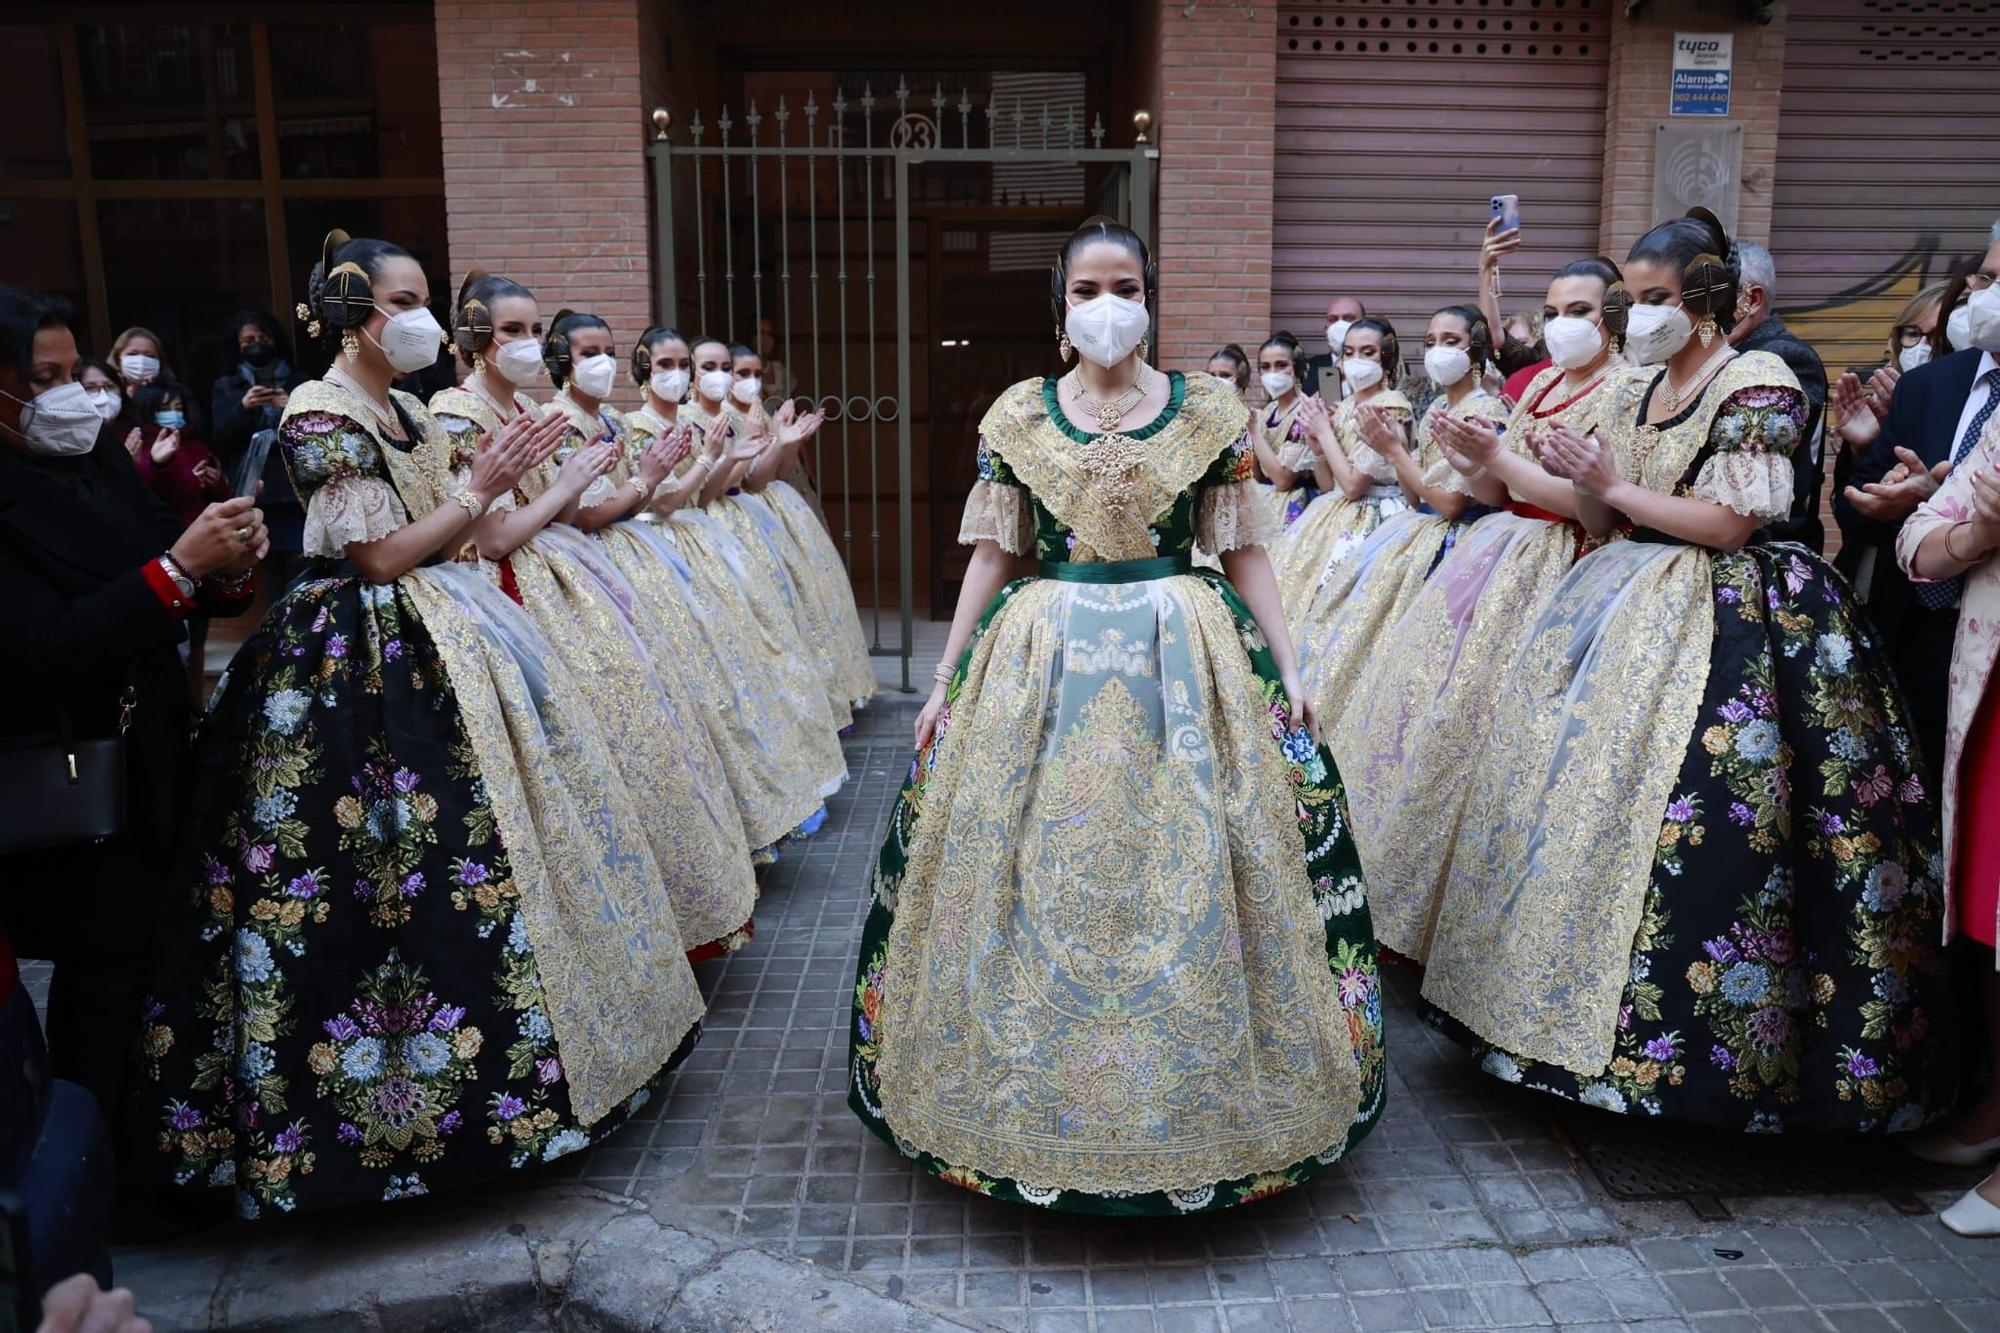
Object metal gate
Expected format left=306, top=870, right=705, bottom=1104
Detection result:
left=645, top=81, right=1156, bottom=690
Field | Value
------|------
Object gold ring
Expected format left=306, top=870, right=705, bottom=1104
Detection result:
left=236, top=526, right=252, bottom=541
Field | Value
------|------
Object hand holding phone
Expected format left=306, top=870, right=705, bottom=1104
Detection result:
left=236, top=428, right=277, bottom=499
left=1489, top=193, right=1521, bottom=237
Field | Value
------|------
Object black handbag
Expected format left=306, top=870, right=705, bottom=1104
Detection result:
left=0, top=681, right=133, bottom=856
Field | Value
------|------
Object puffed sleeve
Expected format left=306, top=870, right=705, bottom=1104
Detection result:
left=957, top=437, right=1036, bottom=554
left=1197, top=429, right=1281, bottom=554
left=1899, top=416, right=1999, bottom=580
left=1273, top=412, right=1316, bottom=474
left=282, top=410, right=409, bottom=556
left=434, top=412, right=516, bottom=513
left=1687, top=383, right=1804, bottom=521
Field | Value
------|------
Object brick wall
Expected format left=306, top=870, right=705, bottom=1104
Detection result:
left=1151, top=0, right=1278, bottom=372
left=1597, top=5, right=1789, bottom=258
left=434, top=0, right=655, bottom=358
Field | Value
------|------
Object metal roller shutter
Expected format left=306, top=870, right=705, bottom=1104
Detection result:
left=1773, top=2, right=2000, bottom=373
left=1273, top=0, right=1612, bottom=357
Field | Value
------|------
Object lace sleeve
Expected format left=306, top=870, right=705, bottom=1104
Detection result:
left=959, top=479, right=1035, bottom=554
left=1688, top=384, right=1806, bottom=521
left=302, top=475, right=409, bottom=556
left=1197, top=481, right=1281, bottom=554
left=580, top=474, right=621, bottom=508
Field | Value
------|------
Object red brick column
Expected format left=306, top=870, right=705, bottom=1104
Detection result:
left=1598, top=8, right=1789, bottom=257
left=1151, top=0, right=1278, bottom=373
left=434, top=1, right=654, bottom=350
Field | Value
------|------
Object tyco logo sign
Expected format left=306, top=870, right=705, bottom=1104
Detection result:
left=1671, top=32, right=1734, bottom=117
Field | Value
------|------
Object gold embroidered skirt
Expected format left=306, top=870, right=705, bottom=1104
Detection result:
left=596, top=514, right=845, bottom=849
left=708, top=494, right=854, bottom=729
left=762, top=480, right=878, bottom=709
left=1269, top=488, right=1411, bottom=630
left=850, top=563, right=1385, bottom=1212
left=1336, top=512, right=1585, bottom=962
left=502, top=526, right=758, bottom=956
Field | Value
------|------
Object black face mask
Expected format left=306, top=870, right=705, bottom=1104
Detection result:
left=241, top=340, right=278, bottom=368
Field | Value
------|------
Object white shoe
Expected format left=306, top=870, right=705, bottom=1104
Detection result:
left=1940, top=1187, right=2000, bottom=1237
left=1906, top=1130, right=2000, bottom=1166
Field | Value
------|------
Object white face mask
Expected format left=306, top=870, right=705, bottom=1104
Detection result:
left=1423, top=346, right=1472, bottom=388
left=1341, top=355, right=1384, bottom=392
left=1963, top=285, right=2000, bottom=354
left=492, top=337, right=546, bottom=385
left=1326, top=319, right=1354, bottom=355
left=1260, top=370, right=1295, bottom=399
left=1624, top=302, right=1694, bottom=366
left=1543, top=316, right=1605, bottom=371
left=1064, top=293, right=1150, bottom=368
left=369, top=305, right=446, bottom=374
left=5, top=382, right=102, bottom=457
left=1945, top=303, right=1973, bottom=353
left=697, top=369, right=732, bottom=404
left=119, top=352, right=159, bottom=383
left=650, top=368, right=690, bottom=403
left=1898, top=342, right=1933, bottom=374
left=730, top=376, right=763, bottom=406
left=85, top=388, right=121, bottom=420
left=569, top=352, right=618, bottom=400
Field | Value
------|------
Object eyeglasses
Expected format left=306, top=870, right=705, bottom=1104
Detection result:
left=1893, top=325, right=1931, bottom=347
left=1968, top=270, right=1995, bottom=292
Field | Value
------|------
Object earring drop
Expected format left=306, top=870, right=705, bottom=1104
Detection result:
left=1058, top=328, right=1074, bottom=362
left=1696, top=315, right=1719, bottom=348
left=473, top=353, right=487, bottom=378
left=342, top=328, right=360, bottom=364
left=1137, top=336, right=1150, bottom=363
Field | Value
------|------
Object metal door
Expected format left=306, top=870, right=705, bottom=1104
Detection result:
left=647, top=82, right=1156, bottom=690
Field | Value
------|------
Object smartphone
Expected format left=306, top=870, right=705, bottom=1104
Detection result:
left=1489, top=193, right=1521, bottom=236
left=236, top=427, right=276, bottom=498
left=250, top=362, right=282, bottom=389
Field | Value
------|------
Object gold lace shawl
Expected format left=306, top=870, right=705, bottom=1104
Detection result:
left=1604, top=351, right=1800, bottom=498
left=977, top=373, right=1245, bottom=562
left=283, top=378, right=456, bottom=523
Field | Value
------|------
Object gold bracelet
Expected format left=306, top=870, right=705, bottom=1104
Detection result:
left=451, top=489, right=486, bottom=519
left=628, top=474, right=651, bottom=498
left=932, top=661, right=956, bottom=686
left=1944, top=521, right=1984, bottom=566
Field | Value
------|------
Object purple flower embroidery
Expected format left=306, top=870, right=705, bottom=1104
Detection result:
left=1710, top=1045, right=1737, bottom=1071
left=534, top=1056, right=563, bottom=1086
left=456, top=862, right=489, bottom=888
left=494, top=1094, right=527, bottom=1120
left=429, top=1005, right=466, bottom=1032
left=1816, top=810, right=1846, bottom=836
left=240, top=843, right=275, bottom=874
left=1665, top=796, right=1696, bottom=822
left=439, top=1110, right=462, bottom=1135
left=1717, top=700, right=1754, bottom=724
left=323, top=1015, right=362, bottom=1041
left=1728, top=802, right=1756, bottom=827
left=272, top=1123, right=305, bottom=1154
left=169, top=1104, right=204, bottom=1131
left=1717, top=585, right=1742, bottom=605
left=400, top=871, right=426, bottom=899
left=1644, top=1036, right=1677, bottom=1062
left=336, top=1121, right=363, bottom=1146
left=286, top=871, right=323, bottom=899
left=1845, top=1052, right=1880, bottom=1079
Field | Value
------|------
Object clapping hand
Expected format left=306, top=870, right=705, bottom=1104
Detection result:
left=470, top=410, right=567, bottom=505
left=1296, top=394, right=1336, bottom=453
left=192, top=456, right=226, bottom=492
left=637, top=430, right=689, bottom=490
left=1358, top=405, right=1407, bottom=456
left=702, top=412, right=731, bottom=462
left=557, top=440, right=620, bottom=497
left=775, top=402, right=826, bottom=448
left=1541, top=426, right=1619, bottom=500
left=149, top=429, right=180, bottom=466
left=124, top=428, right=144, bottom=462
left=1433, top=413, right=1502, bottom=472
left=1843, top=445, right=1949, bottom=522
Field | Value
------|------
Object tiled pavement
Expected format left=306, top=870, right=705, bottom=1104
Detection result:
left=56, top=628, right=1996, bottom=1328
left=527, top=692, right=1998, bottom=1332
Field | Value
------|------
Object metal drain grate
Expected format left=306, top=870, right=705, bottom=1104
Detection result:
left=1557, top=1111, right=1982, bottom=1205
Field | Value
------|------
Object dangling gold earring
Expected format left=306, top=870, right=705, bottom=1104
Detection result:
left=473, top=353, right=487, bottom=378
left=1696, top=314, right=1719, bottom=348
left=342, top=328, right=360, bottom=364
left=1057, top=327, right=1073, bottom=362
left=1137, top=336, right=1149, bottom=363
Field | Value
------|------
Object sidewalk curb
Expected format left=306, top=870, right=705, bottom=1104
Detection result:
left=112, top=1186, right=983, bottom=1331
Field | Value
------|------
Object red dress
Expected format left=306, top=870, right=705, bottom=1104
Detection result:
left=1954, top=682, right=2000, bottom=947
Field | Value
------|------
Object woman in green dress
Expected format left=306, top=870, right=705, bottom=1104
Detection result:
left=848, top=219, right=1384, bottom=1215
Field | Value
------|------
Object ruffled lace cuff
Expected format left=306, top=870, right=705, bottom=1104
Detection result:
left=959, top=478, right=1035, bottom=554
left=1690, top=451, right=1796, bottom=521
left=303, top=475, right=408, bottom=556
left=580, top=474, right=621, bottom=508
left=1197, top=480, right=1282, bottom=554
left=452, top=465, right=516, bottom=515
left=1275, top=438, right=1317, bottom=474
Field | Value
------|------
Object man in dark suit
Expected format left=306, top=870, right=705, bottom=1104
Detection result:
left=1732, top=243, right=1830, bottom=551
left=1835, top=235, right=2000, bottom=777
left=1299, top=294, right=1368, bottom=400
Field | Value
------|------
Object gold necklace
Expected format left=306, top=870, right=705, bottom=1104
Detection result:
left=1067, top=366, right=1149, bottom=433
left=1658, top=344, right=1735, bottom=414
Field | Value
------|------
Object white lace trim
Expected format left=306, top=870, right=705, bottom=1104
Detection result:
left=451, top=464, right=516, bottom=514
left=302, top=475, right=408, bottom=556
left=1197, top=480, right=1281, bottom=554
left=958, top=478, right=1035, bottom=554
left=1275, top=437, right=1317, bottom=475
left=580, top=474, right=621, bottom=508
left=1422, top=452, right=1477, bottom=497
left=1691, top=451, right=1795, bottom=522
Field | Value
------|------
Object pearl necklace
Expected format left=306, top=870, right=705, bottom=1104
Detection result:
left=1658, top=343, right=1736, bottom=414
